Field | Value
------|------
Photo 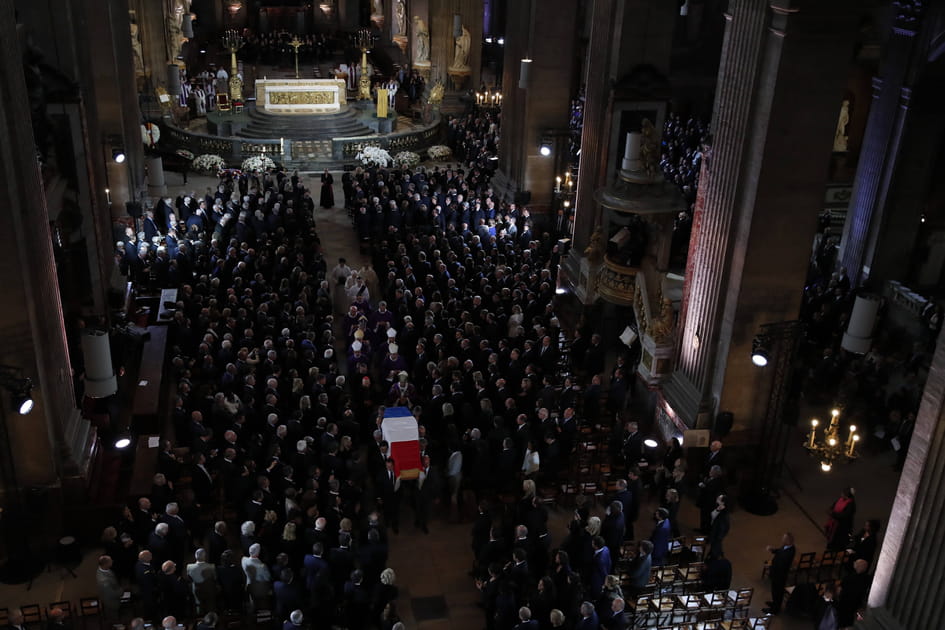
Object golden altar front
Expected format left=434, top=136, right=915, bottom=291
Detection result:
left=255, top=79, right=348, bottom=114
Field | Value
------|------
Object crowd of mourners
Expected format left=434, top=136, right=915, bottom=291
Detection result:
left=90, top=106, right=640, bottom=630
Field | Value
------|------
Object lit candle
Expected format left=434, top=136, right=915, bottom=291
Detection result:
left=848, top=434, right=859, bottom=457
left=105, top=188, right=111, bottom=204
left=555, top=176, right=561, bottom=193
left=808, top=419, right=818, bottom=448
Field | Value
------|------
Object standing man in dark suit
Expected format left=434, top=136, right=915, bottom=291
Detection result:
left=698, top=465, right=726, bottom=533
left=134, top=550, right=158, bottom=619
left=415, top=455, right=438, bottom=533
left=763, top=532, right=796, bottom=615
left=376, top=458, right=402, bottom=534
left=707, top=495, right=731, bottom=561
left=208, top=521, right=229, bottom=565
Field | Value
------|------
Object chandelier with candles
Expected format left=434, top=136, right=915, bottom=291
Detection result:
left=804, top=408, right=860, bottom=472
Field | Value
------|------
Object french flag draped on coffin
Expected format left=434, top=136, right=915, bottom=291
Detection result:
left=382, top=406, right=421, bottom=479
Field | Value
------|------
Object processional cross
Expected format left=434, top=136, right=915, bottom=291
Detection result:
left=290, top=36, right=303, bottom=79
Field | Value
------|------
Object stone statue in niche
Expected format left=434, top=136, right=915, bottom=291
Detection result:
left=130, top=12, right=144, bottom=76
left=833, top=99, right=850, bottom=152
left=394, top=0, right=407, bottom=36
left=372, top=0, right=384, bottom=17
left=450, top=25, right=471, bottom=72
left=413, top=16, right=430, bottom=65
left=165, top=0, right=191, bottom=63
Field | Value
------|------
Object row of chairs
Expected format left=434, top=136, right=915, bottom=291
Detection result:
left=761, top=548, right=853, bottom=584
left=629, top=587, right=768, bottom=628
left=652, top=617, right=772, bottom=630
left=0, top=598, right=103, bottom=628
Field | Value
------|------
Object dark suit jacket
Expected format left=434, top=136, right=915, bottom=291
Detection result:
left=769, top=544, right=796, bottom=583
left=576, top=612, right=600, bottom=630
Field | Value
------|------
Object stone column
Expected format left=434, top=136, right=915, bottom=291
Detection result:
left=666, top=0, right=859, bottom=431
left=570, top=0, right=675, bottom=253
left=0, top=4, right=87, bottom=494
left=860, top=326, right=945, bottom=629
left=494, top=0, right=579, bottom=210
left=838, top=4, right=924, bottom=287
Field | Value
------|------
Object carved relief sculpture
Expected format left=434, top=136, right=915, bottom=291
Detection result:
left=640, top=118, right=659, bottom=178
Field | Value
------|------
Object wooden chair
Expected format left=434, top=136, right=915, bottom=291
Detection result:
left=725, top=587, right=753, bottom=618
left=749, top=614, right=773, bottom=629
left=78, top=597, right=103, bottom=630
left=690, top=535, right=707, bottom=558
left=817, top=549, right=841, bottom=581
left=20, top=605, right=42, bottom=625
left=254, top=609, right=273, bottom=630
left=680, top=562, right=705, bottom=592
left=793, top=551, right=817, bottom=583
left=0, top=609, right=8, bottom=626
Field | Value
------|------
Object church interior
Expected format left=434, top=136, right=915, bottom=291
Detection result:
left=1, top=0, right=944, bottom=629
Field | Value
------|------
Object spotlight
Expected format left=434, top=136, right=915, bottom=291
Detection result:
left=484, top=37, right=493, bottom=44
left=751, top=335, right=770, bottom=367
left=113, top=149, right=126, bottom=164
left=497, top=37, right=505, bottom=45
left=114, top=434, right=133, bottom=449
left=539, top=137, right=552, bottom=157
left=643, top=438, right=659, bottom=449
left=11, top=379, right=33, bottom=415
left=13, top=393, right=33, bottom=415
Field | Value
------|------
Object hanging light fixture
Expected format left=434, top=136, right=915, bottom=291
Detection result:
left=519, top=58, right=532, bottom=90
left=805, top=408, right=860, bottom=471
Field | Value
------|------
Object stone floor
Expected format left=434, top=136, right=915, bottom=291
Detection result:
left=0, top=171, right=904, bottom=629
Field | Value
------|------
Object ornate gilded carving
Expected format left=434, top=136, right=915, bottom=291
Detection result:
left=270, top=91, right=337, bottom=105
left=584, top=227, right=604, bottom=264
left=648, top=298, right=675, bottom=344
left=640, top=118, right=659, bottom=178
left=427, top=82, right=445, bottom=105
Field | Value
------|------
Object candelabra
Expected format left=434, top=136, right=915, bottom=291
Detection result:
left=805, top=408, right=860, bottom=471
left=221, top=30, right=244, bottom=102
left=475, top=87, right=502, bottom=109
left=355, top=28, right=373, bottom=101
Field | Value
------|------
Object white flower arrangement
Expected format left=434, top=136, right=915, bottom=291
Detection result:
left=427, top=145, right=452, bottom=160
left=241, top=155, right=276, bottom=173
left=355, top=145, right=393, bottom=168
left=193, top=154, right=226, bottom=175
left=393, top=151, right=421, bottom=169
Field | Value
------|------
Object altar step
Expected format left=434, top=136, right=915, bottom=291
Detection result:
left=237, top=108, right=374, bottom=141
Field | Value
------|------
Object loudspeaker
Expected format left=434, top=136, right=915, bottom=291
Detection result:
left=714, top=411, right=733, bottom=437
left=514, top=190, right=531, bottom=205
left=126, top=201, right=142, bottom=218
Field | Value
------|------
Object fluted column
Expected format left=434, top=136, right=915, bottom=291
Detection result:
left=839, top=5, right=924, bottom=286
left=860, top=326, right=945, bottom=629
left=570, top=0, right=618, bottom=253
left=666, top=0, right=859, bottom=431
left=0, top=4, right=86, bottom=492
left=674, top=0, right=768, bottom=396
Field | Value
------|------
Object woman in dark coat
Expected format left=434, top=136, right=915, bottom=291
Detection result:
left=320, top=169, right=335, bottom=208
